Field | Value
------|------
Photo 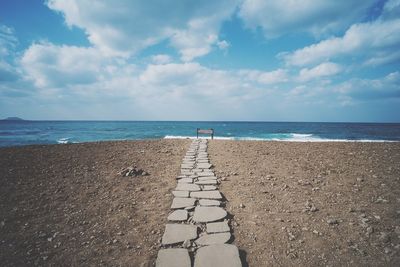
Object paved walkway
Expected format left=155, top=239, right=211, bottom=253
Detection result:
left=156, top=139, right=243, bottom=267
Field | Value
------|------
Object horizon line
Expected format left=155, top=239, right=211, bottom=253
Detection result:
left=2, top=118, right=400, bottom=124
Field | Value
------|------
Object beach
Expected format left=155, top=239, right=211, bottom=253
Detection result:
left=1, top=140, right=399, bottom=266
left=210, top=141, right=400, bottom=266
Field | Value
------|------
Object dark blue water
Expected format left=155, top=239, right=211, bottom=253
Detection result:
left=0, top=121, right=399, bottom=147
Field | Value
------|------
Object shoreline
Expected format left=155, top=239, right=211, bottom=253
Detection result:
left=164, top=136, right=400, bottom=142
left=1, top=137, right=399, bottom=149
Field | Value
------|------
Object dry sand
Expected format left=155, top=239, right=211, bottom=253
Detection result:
left=209, top=140, right=400, bottom=266
left=1, top=139, right=399, bottom=266
left=0, top=140, right=190, bottom=266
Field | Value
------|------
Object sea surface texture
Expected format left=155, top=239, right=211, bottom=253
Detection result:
left=1, top=121, right=399, bottom=147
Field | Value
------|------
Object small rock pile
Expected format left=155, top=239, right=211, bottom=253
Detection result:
left=120, top=166, right=148, bottom=177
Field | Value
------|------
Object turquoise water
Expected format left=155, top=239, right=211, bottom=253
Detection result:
left=0, top=121, right=399, bottom=147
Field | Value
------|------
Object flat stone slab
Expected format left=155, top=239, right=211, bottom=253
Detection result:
left=202, top=185, right=217, bottom=191
left=194, top=244, right=242, bottom=267
left=181, top=164, right=194, bottom=169
left=175, top=183, right=201, bottom=192
left=156, top=248, right=191, bottom=267
left=198, top=176, right=217, bottom=181
left=178, top=178, right=194, bottom=184
left=168, top=210, right=188, bottom=221
left=172, top=190, right=189, bottom=198
left=197, top=164, right=212, bottom=169
left=193, top=206, right=227, bottom=223
left=161, top=224, right=198, bottom=245
left=206, top=221, right=230, bottom=233
left=190, top=191, right=223, bottom=200
left=182, top=161, right=195, bottom=165
left=195, top=232, right=231, bottom=246
left=197, top=172, right=215, bottom=177
left=195, top=180, right=218, bottom=185
left=199, top=199, right=221, bottom=206
left=171, top=198, right=196, bottom=209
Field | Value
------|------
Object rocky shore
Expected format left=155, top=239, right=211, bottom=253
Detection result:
left=1, top=140, right=399, bottom=266
left=209, top=141, right=400, bottom=266
left=0, top=140, right=190, bottom=266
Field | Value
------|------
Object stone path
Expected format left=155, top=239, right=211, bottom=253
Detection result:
left=156, top=139, right=243, bottom=267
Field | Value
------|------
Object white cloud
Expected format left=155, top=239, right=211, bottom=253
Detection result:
left=282, top=0, right=400, bottom=66
left=382, top=0, right=400, bottom=19
left=0, top=24, right=20, bottom=82
left=47, top=0, right=237, bottom=60
left=240, top=69, right=288, bottom=85
left=283, top=18, right=400, bottom=66
left=0, top=61, right=18, bottom=81
left=18, top=40, right=288, bottom=119
left=20, top=42, right=133, bottom=88
left=239, top=0, right=375, bottom=38
left=151, top=54, right=172, bottom=65
left=298, top=62, right=342, bottom=82
left=217, top=40, right=230, bottom=50
left=334, top=71, right=400, bottom=100
left=0, top=24, right=17, bottom=57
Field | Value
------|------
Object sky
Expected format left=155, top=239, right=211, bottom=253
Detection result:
left=0, top=0, right=399, bottom=122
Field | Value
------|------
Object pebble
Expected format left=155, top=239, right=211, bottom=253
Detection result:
left=379, top=232, right=390, bottom=243
left=327, top=218, right=339, bottom=225
left=182, top=239, right=191, bottom=248
left=288, top=232, right=296, bottom=241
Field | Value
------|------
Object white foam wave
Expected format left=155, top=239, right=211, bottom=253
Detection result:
left=164, top=134, right=397, bottom=142
left=57, top=137, right=70, bottom=144
left=164, top=135, right=234, bottom=140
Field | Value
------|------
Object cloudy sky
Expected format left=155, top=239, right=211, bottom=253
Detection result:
left=0, top=0, right=399, bottom=121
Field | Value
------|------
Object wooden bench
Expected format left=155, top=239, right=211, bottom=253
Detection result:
left=196, top=128, right=214, bottom=139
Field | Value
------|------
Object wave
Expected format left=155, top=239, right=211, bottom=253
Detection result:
left=164, top=135, right=234, bottom=140
left=57, top=137, right=71, bottom=144
left=164, top=133, right=397, bottom=142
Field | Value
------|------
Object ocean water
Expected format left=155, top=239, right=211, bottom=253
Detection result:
left=0, top=121, right=399, bottom=147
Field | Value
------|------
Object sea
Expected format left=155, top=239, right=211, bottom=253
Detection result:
left=0, top=121, right=399, bottom=147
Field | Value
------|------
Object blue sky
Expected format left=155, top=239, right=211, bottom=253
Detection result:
left=0, top=0, right=399, bottom=122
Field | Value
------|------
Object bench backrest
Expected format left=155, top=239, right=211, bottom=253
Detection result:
left=196, top=128, right=214, bottom=139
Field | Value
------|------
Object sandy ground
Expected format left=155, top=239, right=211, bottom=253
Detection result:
left=1, top=140, right=399, bottom=266
left=209, top=141, right=400, bottom=267
left=0, top=140, right=190, bottom=266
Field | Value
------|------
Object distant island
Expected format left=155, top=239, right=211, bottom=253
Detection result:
left=2, top=117, right=25, bottom=121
